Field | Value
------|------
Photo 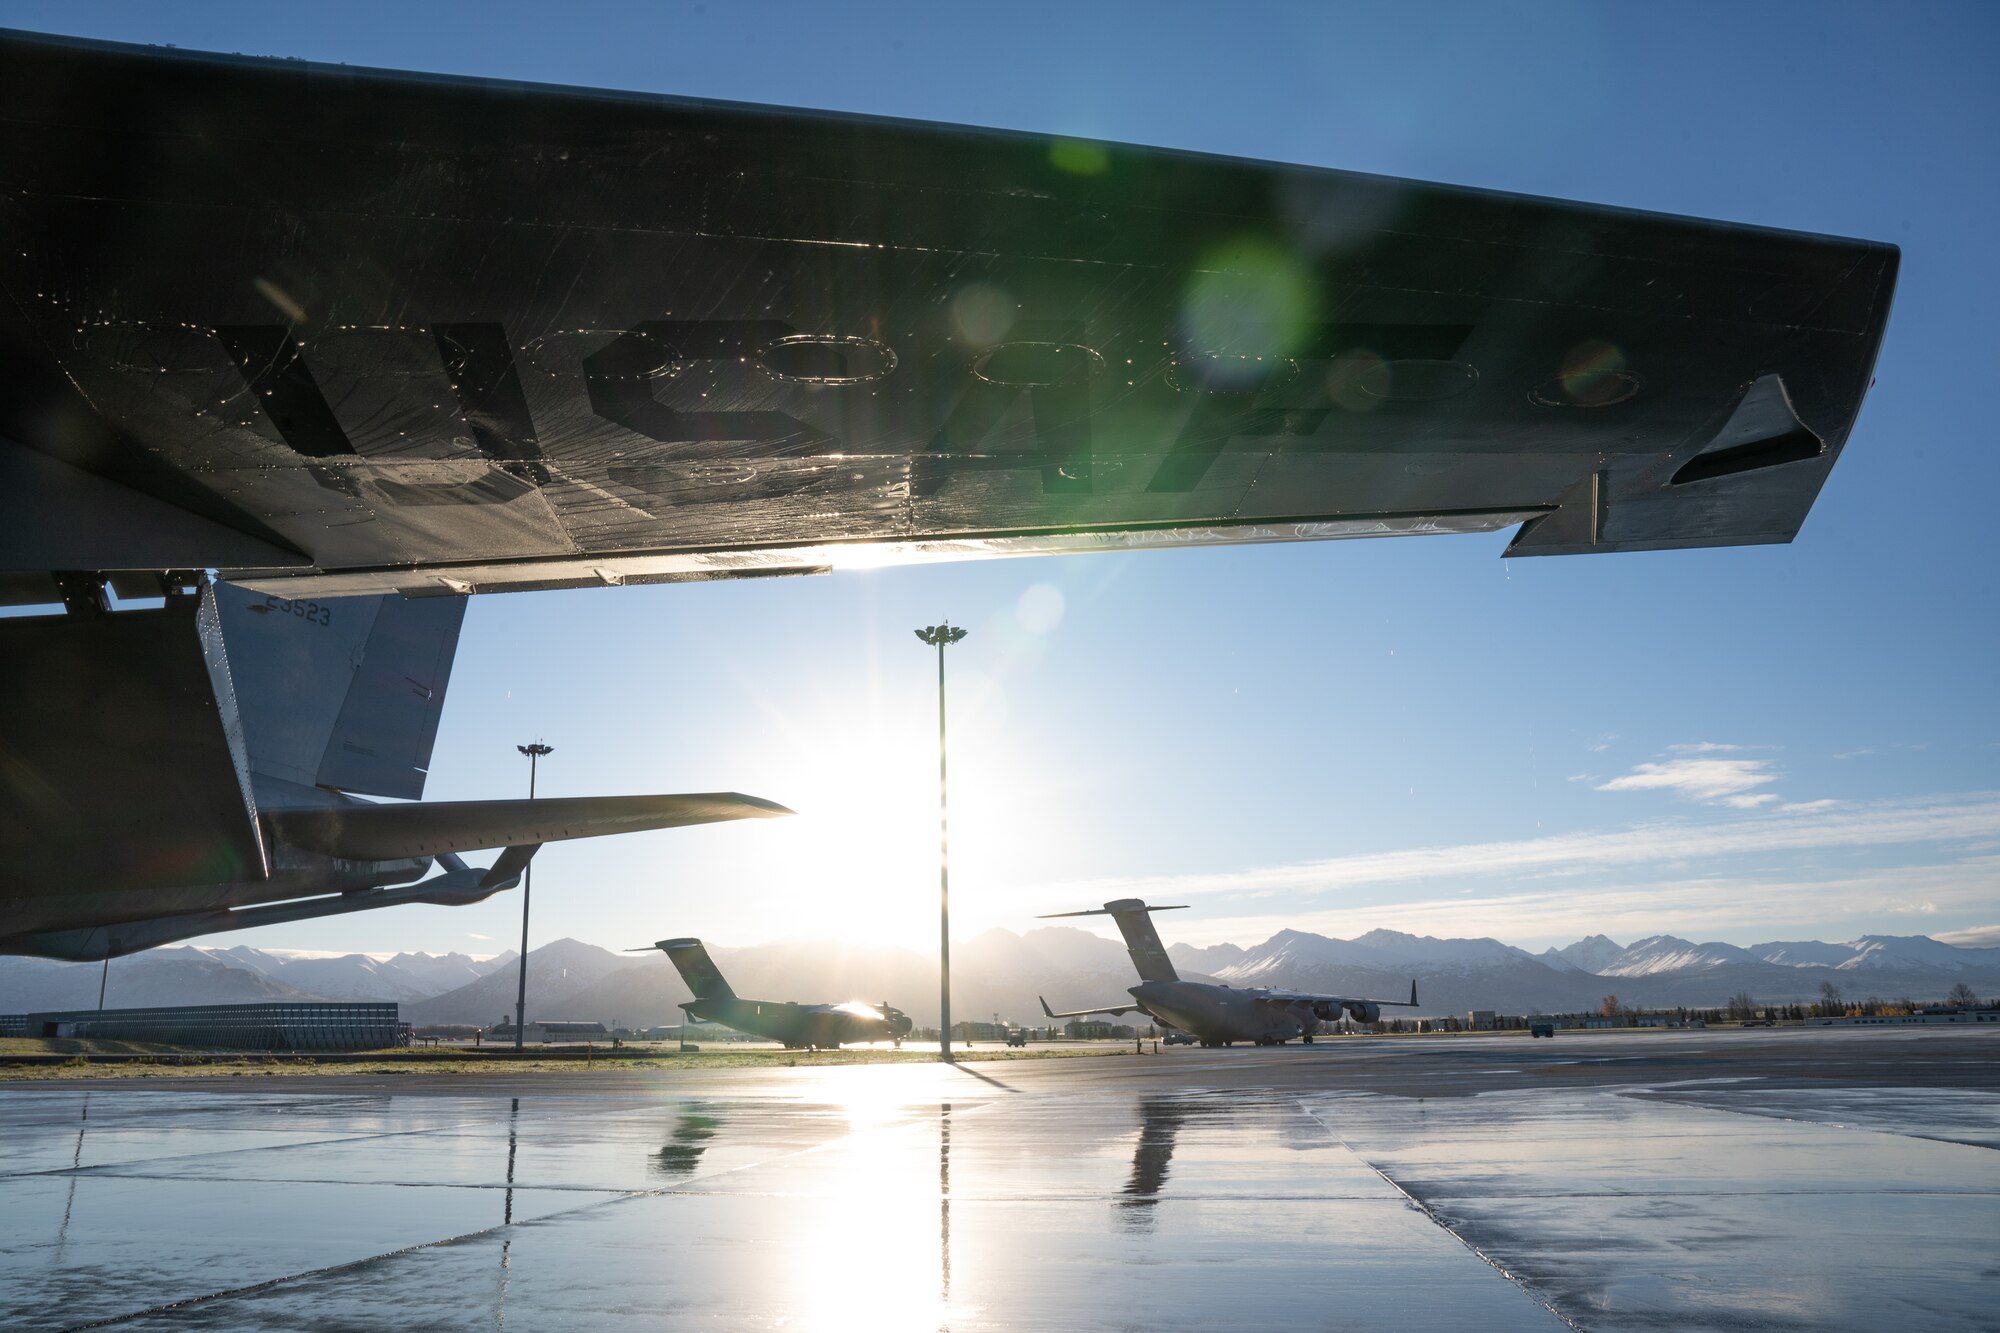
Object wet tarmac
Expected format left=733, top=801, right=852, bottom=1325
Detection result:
left=3, top=1026, right=1996, bottom=1331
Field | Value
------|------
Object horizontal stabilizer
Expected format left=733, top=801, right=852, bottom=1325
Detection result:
left=267, top=792, right=792, bottom=860
left=1040, top=900, right=1186, bottom=983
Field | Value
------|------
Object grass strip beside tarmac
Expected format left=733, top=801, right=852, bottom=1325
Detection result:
left=0, top=1043, right=1131, bottom=1080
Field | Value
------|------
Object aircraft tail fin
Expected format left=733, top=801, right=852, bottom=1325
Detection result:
left=1039, top=899, right=1187, bottom=982
left=658, top=938, right=735, bottom=1002
left=213, top=581, right=467, bottom=800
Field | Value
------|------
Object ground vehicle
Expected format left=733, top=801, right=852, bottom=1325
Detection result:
left=1005, top=1029, right=1027, bottom=1047
left=1163, top=1030, right=1196, bottom=1045
left=1530, top=1023, right=1555, bottom=1038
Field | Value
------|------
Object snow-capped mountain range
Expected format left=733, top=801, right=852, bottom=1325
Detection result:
left=1, top=929, right=1993, bottom=1025
left=1537, top=933, right=1998, bottom=978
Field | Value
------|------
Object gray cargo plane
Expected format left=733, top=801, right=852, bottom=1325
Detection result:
left=0, top=33, right=1895, bottom=957
left=651, top=938, right=914, bottom=1050
left=1039, top=901, right=1418, bottom=1047
left=0, top=579, right=791, bottom=961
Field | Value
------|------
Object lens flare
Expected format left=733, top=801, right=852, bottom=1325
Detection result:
left=1048, top=138, right=1109, bottom=176
left=1180, top=239, right=1316, bottom=370
left=1326, top=349, right=1386, bottom=413
left=1553, top=340, right=1637, bottom=407
left=949, top=284, right=1015, bottom=347
left=1015, top=583, right=1065, bottom=635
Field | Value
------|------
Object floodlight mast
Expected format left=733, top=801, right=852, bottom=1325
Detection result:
left=914, top=623, right=968, bottom=1062
left=512, top=742, right=553, bottom=1051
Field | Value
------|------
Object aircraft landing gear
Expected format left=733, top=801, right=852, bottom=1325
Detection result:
left=1302, top=1034, right=1314, bottom=1045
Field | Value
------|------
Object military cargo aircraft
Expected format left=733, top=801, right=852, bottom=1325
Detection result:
left=650, top=937, right=914, bottom=1050
left=0, top=32, right=1895, bottom=956
left=0, top=576, right=791, bottom=961
left=1039, top=900, right=1418, bottom=1046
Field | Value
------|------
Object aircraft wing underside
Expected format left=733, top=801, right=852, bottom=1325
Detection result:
left=0, top=31, right=1895, bottom=600
left=265, top=792, right=794, bottom=861
left=1256, top=982, right=1421, bottom=1020
left=1039, top=996, right=1145, bottom=1021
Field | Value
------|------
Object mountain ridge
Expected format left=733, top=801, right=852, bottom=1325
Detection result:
left=3, top=929, right=1994, bottom=1025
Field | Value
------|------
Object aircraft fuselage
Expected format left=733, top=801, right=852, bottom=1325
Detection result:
left=686, top=996, right=911, bottom=1050
left=1128, top=980, right=1324, bottom=1047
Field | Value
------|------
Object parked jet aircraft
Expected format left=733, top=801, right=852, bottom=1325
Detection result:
left=0, top=578, right=790, bottom=961
left=650, top=937, right=915, bottom=1050
left=1039, top=901, right=1418, bottom=1046
left=0, top=32, right=1895, bottom=954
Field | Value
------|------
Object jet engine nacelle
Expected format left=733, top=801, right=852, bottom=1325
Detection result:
left=1341, top=1001, right=1381, bottom=1024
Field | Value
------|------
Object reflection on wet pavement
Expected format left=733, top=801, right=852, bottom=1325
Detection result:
left=651, top=1104, right=722, bottom=1177
left=1119, top=1096, right=1190, bottom=1230
left=2, top=1030, right=1995, bottom=1331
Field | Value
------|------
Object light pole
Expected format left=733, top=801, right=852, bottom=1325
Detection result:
left=914, top=622, right=968, bottom=1062
left=512, top=741, right=553, bottom=1051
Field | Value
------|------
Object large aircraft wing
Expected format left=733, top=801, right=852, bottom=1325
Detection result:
left=0, top=31, right=1895, bottom=602
left=1258, top=980, right=1421, bottom=1021
left=265, top=792, right=792, bottom=861
left=1040, top=996, right=1145, bottom=1021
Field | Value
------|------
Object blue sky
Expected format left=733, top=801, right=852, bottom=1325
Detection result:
left=11, top=1, right=1996, bottom=957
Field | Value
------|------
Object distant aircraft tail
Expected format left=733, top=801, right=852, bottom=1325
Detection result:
left=657, top=938, right=735, bottom=1001
left=1040, top=899, right=1188, bottom=983
left=213, top=580, right=465, bottom=800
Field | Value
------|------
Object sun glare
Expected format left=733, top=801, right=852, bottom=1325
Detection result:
left=712, top=589, right=1079, bottom=954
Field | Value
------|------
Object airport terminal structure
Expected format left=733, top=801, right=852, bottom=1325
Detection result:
left=2, top=1002, right=406, bottom=1050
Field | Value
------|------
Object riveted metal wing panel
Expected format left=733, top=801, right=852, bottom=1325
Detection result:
left=0, top=32, right=1895, bottom=594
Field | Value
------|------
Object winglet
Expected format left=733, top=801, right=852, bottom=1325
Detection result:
left=1410, top=979, right=1418, bottom=1007
left=1039, top=995, right=1056, bottom=1019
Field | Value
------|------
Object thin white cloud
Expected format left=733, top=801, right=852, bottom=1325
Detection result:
left=1779, top=799, right=1841, bottom=814
left=1668, top=741, right=1747, bottom=753
left=1011, top=792, right=2000, bottom=909
left=1598, top=755, right=1778, bottom=805
left=466, top=932, right=495, bottom=942
left=1166, top=857, right=2000, bottom=952
left=1935, top=924, right=2000, bottom=948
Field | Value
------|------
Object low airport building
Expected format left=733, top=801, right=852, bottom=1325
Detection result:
left=489, top=1019, right=610, bottom=1043
left=4, top=1002, right=406, bottom=1050
left=1813, top=1011, right=2000, bottom=1026
left=1063, top=1020, right=1137, bottom=1039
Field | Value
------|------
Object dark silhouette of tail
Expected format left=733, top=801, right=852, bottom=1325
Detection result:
left=1039, top=899, right=1187, bottom=983
left=658, top=937, right=735, bottom=1001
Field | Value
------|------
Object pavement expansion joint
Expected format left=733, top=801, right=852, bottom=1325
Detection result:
left=1302, top=1100, right=1585, bottom=1332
